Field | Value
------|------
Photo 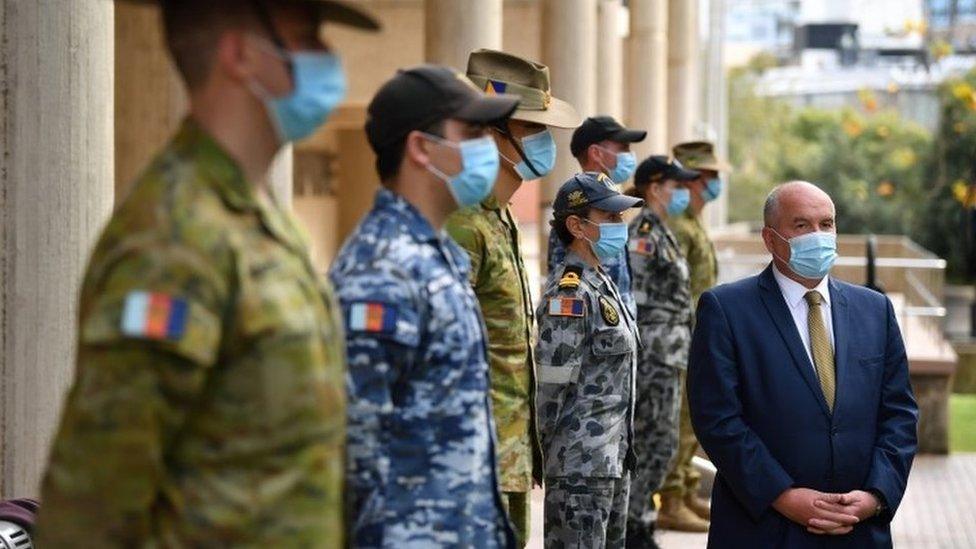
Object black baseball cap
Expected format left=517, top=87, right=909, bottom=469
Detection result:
left=570, top=116, right=648, bottom=157
left=634, top=156, right=700, bottom=187
left=553, top=172, right=644, bottom=215
left=365, top=65, right=520, bottom=152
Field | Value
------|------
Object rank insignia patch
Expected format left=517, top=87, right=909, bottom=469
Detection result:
left=599, top=296, right=620, bottom=326
left=548, top=297, right=585, bottom=317
left=349, top=302, right=397, bottom=333
left=121, top=291, right=189, bottom=341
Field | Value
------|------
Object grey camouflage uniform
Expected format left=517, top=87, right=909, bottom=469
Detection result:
left=535, top=250, right=639, bottom=548
left=625, top=209, right=693, bottom=528
left=329, top=189, right=514, bottom=548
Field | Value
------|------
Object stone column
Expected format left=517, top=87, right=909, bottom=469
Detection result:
left=424, top=0, right=502, bottom=70
left=0, top=0, right=115, bottom=497
left=703, top=0, right=729, bottom=230
left=541, top=0, right=597, bottom=272
left=667, top=0, right=699, bottom=146
left=626, top=0, right=668, bottom=158
left=597, top=0, right=624, bottom=120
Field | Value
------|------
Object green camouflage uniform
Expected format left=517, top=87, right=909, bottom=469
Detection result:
left=34, top=120, right=347, bottom=548
left=661, top=209, right=717, bottom=498
left=446, top=193, right=542, bottom=546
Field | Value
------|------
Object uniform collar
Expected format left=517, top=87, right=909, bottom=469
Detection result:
left=772, top=262, right=831, bottom=310
left=374, top=188, right=440, bottom=244
left=173, top=118, right=257, bottom=212
left=641, top=207, right=663, bottom=226
left=564, top=249, right=606, bottom=288
left=480, top=193, right=504, bottom=211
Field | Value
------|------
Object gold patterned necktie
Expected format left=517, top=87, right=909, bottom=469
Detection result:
left=804, top=290, right=835, bottom=411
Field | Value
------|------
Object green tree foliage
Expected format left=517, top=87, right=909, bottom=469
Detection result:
left=729, top=69, right=931, bottom=240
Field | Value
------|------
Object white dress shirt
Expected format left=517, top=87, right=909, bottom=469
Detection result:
left=772, top=264, right=835, bottom=371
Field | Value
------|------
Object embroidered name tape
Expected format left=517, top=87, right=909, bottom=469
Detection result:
left=121, top=291, right=189, bottom=341
left=349, top=302, right=397, bottom=333
left=548, top=297, right=584, bottom=317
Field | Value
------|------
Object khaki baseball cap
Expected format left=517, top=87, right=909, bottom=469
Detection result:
left=466, top=49, right=582, bottom=129
left=672, top=141, right=731, bottom=173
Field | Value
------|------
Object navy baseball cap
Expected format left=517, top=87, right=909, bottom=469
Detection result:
left=634, top=155, right=700, bottom=187
left=570, top=116, right=647, bottom=157
left=553, top=172, right=644, bottom=214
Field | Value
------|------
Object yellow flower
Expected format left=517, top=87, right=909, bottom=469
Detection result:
left=952, top=179, right=975, bottom=206
left=890, top=148, right=916, bottom=169
left=954, top=121, right=967, bottom=134
left=842, top=119, right=863, bottom=137
left=952, top=81, right=974, bottom=101
left=876, top=125, right=891, bottom=138
left=877, top=181, right=895, bottom=197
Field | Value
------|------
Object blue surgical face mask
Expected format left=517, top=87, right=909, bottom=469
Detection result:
left=503, top=129, right=557, bottom=180
left=598, top=147, right=638, bottom=184
left=423, top=134, right=500, bottom=207
left=702, top=177, right=723, bottom=202
left=772, top=229, right=838, bottom=279
left=582, top=218, right=629, bottom=262
left=667, top=188, right=691, bottom=216
left=249, top=39, right=347, bottom=143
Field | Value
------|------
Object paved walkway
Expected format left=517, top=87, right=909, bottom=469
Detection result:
left=526, top=454, right=976, bottom=548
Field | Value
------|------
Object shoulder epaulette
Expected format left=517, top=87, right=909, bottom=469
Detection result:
left=558, top=265, right=583, bottom=290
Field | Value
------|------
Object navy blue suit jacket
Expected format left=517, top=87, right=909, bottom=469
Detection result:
left=688, top=265, right=918, bottom=548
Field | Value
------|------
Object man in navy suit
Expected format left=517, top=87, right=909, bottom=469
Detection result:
left=688, top=181, right=918, bottom=548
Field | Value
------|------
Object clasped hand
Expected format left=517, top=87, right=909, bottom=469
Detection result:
left=772, top=488, right=878, bottom=535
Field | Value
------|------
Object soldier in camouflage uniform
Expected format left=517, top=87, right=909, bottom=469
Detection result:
left=34, top=2, right=379, bottom=546
left=330, top=65, right=519, bottom=547
left=446, top=49, right=581, bottom=547
left=624, top=156, right=700, bottom=548
left=547, top=116, right=647, bottom=318
left=659, top=141, right=731, bottom=533
left=537, top=172, right=643, bottom=548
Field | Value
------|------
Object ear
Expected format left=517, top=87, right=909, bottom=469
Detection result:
left=761, top=226, right=777, bottom=255
left=565, top=215, right=586, bottom=240
left=403, top=131, right=433, bottom=170
left=213, top=30, right=252, bottom=84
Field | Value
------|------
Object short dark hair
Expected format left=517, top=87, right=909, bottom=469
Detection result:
left=376, top=119, right=446, bottom=183
left=162, top=1, right=263, bottom=89
left=551, top=207, right=590, bottom=247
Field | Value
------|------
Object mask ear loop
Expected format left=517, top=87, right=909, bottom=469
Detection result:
left=493, top=121, right=543, bottom=178
left=250, top=0, right=295, bottom=77
left=766, top=227, right=792, bottom=265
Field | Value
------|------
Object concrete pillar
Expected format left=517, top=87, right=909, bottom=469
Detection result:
left=626, top=0, right=668, bottom=157
left=424, top=0, right=502, bottom=69
left=115, top=1, right=186, bottom=198
left=667, top=0, right=700, bottom=146
left=597, top=0, right=625, bottom=120
left=541, top=0, right=597, bottom=271
left=0, top=0, right=115, bottom=497
left=703, top=0, right=729, bottom=230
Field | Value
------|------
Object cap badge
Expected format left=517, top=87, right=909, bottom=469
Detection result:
left=568, top=190, right=587, bottom=208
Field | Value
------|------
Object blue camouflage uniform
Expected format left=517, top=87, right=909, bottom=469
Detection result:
left=548, top=220, right=636, bottom=318
left=330, top=188, right=514, bottom=548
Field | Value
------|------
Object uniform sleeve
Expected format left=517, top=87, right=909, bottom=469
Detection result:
left=445, top=214, right=486, bottom=286
left=329, top=265, right=421, bottom=543
left=35, top=242, right=226, bottom=546
left=534, top=290, right=589, bottom=448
